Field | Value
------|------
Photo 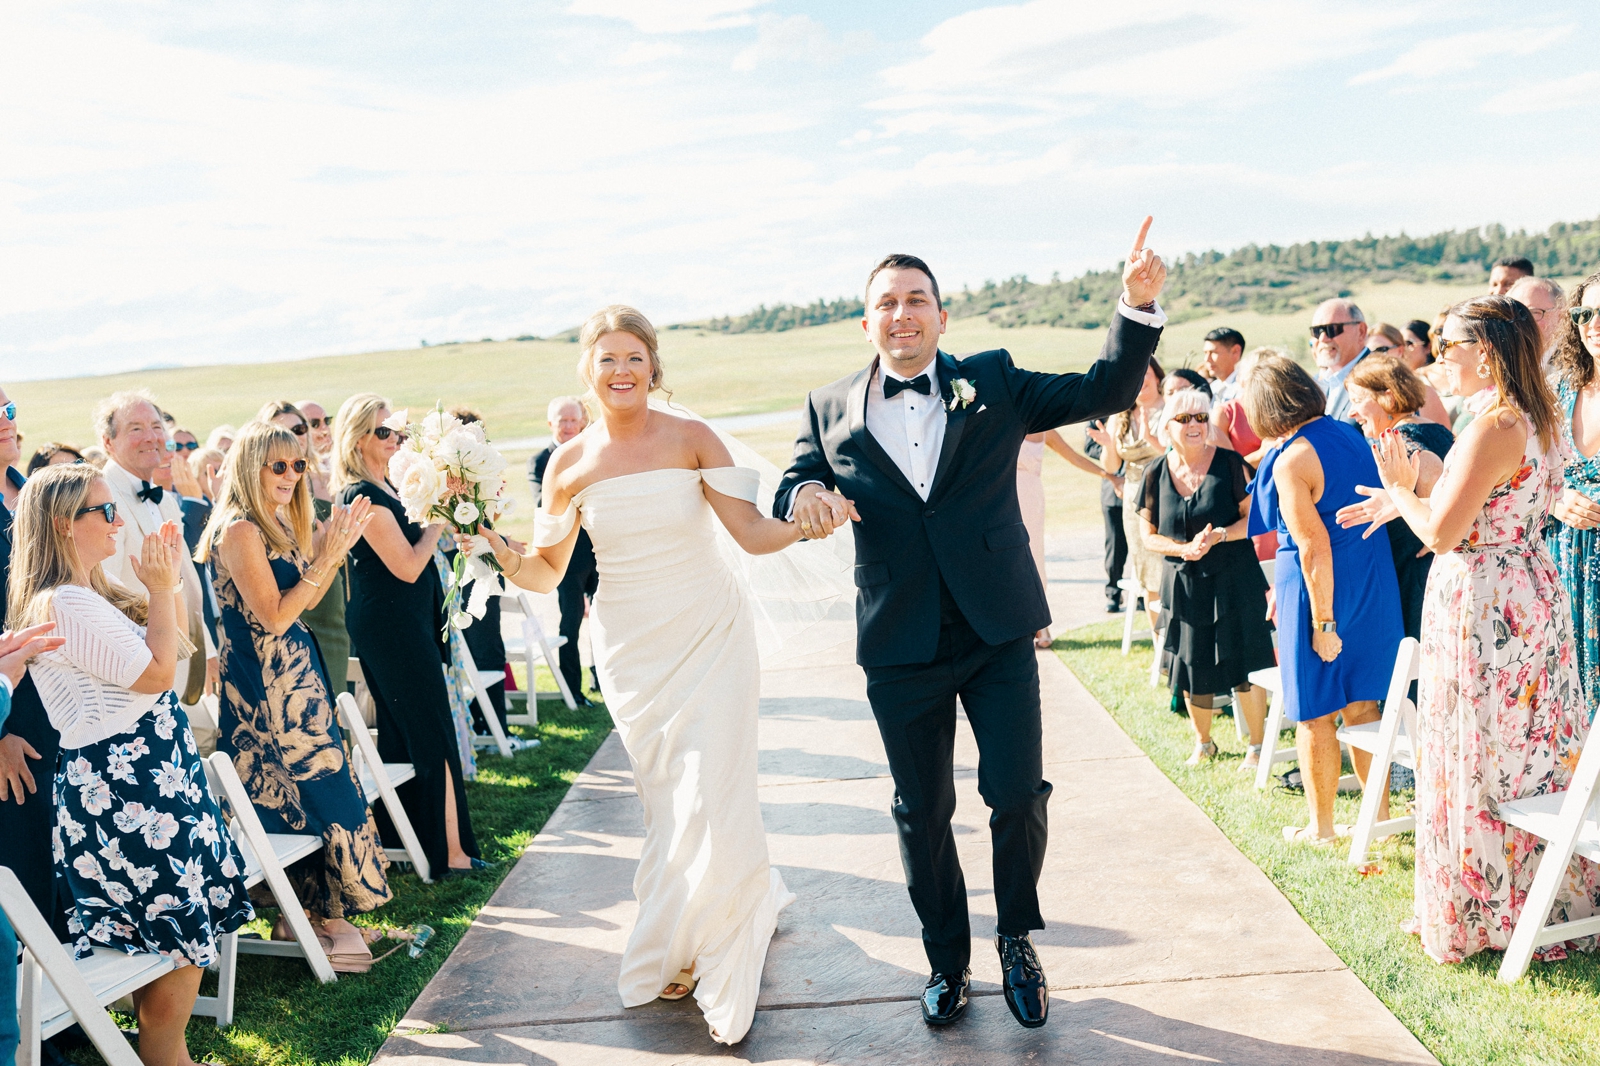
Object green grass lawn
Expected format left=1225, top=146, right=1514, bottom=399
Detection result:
left=68, top=680, right=614, bottom=1066
left=1057, top=621, right=1600, bottom=1066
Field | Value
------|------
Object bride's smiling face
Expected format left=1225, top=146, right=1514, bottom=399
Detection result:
left=590, top=331, right=654, bottom=412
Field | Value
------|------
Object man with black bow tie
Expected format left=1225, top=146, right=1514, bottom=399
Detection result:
left=94, top=391, right=217, bottom=714
left=775, top=219, right=1167, bottom=1030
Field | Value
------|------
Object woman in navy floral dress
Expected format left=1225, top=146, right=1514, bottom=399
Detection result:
left=11, top=463, right=251, bottom=1066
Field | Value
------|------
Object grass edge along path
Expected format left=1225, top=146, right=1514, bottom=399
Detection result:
left=70, top=683, right=614, bottom=1066
left=1056, top=621, right=1600, bottom=1066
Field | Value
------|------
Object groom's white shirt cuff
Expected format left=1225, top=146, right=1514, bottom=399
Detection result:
left=786, top=297, right=1165, bottom=522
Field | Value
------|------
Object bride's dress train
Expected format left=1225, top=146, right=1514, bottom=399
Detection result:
left=538, top=465, right=795, bottom=1045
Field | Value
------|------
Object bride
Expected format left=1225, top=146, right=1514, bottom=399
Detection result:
left=470, top=305, right=850, bottom=1045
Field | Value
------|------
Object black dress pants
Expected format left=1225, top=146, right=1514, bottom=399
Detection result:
left=556, top=549, right=597, bottom=699
left=863, top=615, right=1050, bottom=975
left=1101, top=477, right=1127, bottom=602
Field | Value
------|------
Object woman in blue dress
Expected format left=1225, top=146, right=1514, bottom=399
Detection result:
left=197, top=421, right=390, bottom=966
left=1547, top=271, right=1600, bottom=710
left=1245, top=355, right=1404, bottom=844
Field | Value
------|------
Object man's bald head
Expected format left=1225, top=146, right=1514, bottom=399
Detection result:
left=1508, top=275, right=1566, bottom=352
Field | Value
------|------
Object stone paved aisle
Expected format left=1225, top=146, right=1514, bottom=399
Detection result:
left=372, top=534, right=1437, bottom=1065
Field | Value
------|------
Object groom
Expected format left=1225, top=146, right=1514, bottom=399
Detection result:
left=774, top=219, right=1167, bottom=1029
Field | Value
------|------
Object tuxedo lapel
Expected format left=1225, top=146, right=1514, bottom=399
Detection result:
left=929, top=351, right=967, bottom=499
left=848, top=360, right=920, bottom=499
left=105, top=462, right=159, bottom=540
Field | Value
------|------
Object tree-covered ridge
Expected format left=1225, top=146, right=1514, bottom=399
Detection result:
left=685, top=218, right=1600, bottom=333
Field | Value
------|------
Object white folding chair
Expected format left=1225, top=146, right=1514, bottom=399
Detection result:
left=1338, top=638, right=1420, bottom=865
left=184, top=694, right=220, bottom=736
left=192, top=752, right=333, bottom=1027
left=347, top=657, right=377, bottom=730
left=1249, top=665, right=1360, bottom=793
left=454, top=639, right=516, bottom=758
left=334, top=692, right=433, bottom=884
left=500, top=590, right=577, bottom=718
left=4, top=866, right=156, bottom=1066
left=1117, top=578, right=1152, bottom=655
left=1497, top=728, right=1600, bottom=982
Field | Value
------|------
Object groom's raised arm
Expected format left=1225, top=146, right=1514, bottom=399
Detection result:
left=772, top=392, right=834, bottom=520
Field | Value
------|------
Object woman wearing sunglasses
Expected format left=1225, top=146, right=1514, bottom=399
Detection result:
left=1547, top=272, right=1600, bottom=705
left=196, top=420, right=389, bottom=966
left=1139, top=386, right=1275, bottom=769
left=331, top=394, right=485, bottom=878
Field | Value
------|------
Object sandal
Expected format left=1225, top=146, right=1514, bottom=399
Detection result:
left=1185, top=741, right=1217, bottom=767
left=659, top=969, right=696, bottom=1001
left=1239, top=744, right=1263, bottom=772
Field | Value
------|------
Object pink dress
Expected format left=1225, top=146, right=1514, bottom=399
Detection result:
left=1413, top=418, right=1600, bottom=962
left=1017, top=438, right=1046, bottom=585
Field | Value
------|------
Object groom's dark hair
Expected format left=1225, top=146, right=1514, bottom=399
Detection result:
left=866, top=254, right=941, bottom=310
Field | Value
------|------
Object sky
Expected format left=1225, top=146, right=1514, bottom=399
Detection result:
left=2, top=0, right=1598, bottom=378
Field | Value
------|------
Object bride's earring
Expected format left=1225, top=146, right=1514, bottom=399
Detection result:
left=1476, top=357, right=1492, bottom=380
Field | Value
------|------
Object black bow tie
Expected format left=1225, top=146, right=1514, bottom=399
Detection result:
left=137, top=481, right=164, bottom=504
left=883, top=373, right=932, bottom=399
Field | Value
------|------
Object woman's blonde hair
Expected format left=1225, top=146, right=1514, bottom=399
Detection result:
left=7, top=464, right=147, bottom=631
left=576, top=305, right=668, bottom=400
left=329, top=393, right=391, bottom=493
left=195, top=421, right=314, bottom=565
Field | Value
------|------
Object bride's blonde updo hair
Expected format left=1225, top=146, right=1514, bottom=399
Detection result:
left=577, top=305, right=668, bottom=400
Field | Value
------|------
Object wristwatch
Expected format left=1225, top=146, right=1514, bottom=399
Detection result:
left=1314, top=620, right=1337, bottom=633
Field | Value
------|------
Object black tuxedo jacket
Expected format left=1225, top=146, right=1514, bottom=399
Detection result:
left=774, top=312, right=1160, bottom=667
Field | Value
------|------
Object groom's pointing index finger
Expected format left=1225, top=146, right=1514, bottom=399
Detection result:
left=1130, top=215, right=1153, bottom=257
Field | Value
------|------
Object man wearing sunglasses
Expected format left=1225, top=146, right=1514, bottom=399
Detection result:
left=1309, top=298, right=1370, bottom=426
left=93, top=391, right=219, bottom=720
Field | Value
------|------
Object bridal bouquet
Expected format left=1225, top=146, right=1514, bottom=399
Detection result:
left=384, top=404, right=511, bottom=630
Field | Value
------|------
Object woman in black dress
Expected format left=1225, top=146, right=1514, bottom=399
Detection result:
left=1140, top=387, right=1277, bottom=768
left=330, top=393, right=483, bottom=877
left=1339, top=357, right=1452, bottom=641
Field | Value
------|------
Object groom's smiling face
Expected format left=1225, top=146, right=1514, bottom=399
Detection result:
left=864, top=267, right=947, bottom=376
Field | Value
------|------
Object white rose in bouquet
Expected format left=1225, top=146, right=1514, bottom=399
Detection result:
left=421, top=408, right=463, bottom=444
left=390, top=450, right=445, bottom=523
left=440, top=427, right=507, bottom=485
left=382, top=409, right=409, bottom=434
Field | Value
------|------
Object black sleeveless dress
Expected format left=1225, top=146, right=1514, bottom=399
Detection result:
left=338, top=480, right=478, bottom=874
left=1140, top=448, right=1277, bottom=698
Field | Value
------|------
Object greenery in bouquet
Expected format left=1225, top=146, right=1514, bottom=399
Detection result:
left=384, top=404, right=511, bottom=629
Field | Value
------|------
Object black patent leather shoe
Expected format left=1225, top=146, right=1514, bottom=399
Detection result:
left=920, top=969, right=970, bottom=1026
left=996, top=933, right=1048, bottom=1028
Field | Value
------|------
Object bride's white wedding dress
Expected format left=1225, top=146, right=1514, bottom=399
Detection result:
left=536, top=465, right=795, bottom=1045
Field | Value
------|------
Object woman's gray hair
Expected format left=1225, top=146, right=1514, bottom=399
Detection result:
left=1156, top=386, right=1216, bottom=447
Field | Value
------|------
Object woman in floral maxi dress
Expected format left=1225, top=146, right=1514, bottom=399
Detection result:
left=1375, top=295, right=1600, bottom=964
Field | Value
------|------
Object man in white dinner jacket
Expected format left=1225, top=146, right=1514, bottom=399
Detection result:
left=94, top=391, right=217, bottom=722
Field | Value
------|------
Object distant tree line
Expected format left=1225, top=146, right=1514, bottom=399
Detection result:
left=685, top=218, right=1600, bottom=333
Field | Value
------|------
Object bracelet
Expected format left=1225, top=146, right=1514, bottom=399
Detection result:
left=511, top=553, right=525, bottom=577
left=303, top=572, right=322, bottom=589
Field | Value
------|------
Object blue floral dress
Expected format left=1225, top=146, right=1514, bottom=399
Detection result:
left=54, top=692, right=253, bottom=967
left=1547, top=379, right=1600, bottom=713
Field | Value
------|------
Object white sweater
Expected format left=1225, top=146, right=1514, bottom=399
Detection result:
left=30, top=584, right=157, bottom=750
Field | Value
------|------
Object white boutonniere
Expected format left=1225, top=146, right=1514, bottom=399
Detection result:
left=947, top=378, right=977, bottom=411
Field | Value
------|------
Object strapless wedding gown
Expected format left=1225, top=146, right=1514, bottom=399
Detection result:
left=538, top=466, right=794, bottom=1045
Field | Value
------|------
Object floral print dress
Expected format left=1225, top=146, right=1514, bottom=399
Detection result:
left=1413, top=416, right=1600, bottom=962
left=1546, top=379, right=1600, bottom=710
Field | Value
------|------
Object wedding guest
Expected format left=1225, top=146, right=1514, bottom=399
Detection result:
left=1368, top=322, right=1451, bottom=425
left=1401, top=320, right=1433, bottom=370
left=1212, top=349, right=1268, bottom=465
left=1140, top=387, right=1275, bottom=768
left=79, top=445, right=107, bottom=470
left=1083, top=421, right=1127, bottom=615
left=1374, top=294, right=1600, bottom=963
left=1200, top=328, right=1245, bottom=404
left=259, top=401, right=349, bottom=695
left=10, top=464, right=252, bottom=1064
left=93, top=391, right=216, bottom=707
left=1546, top=271, right=1600, bottom=703
left=25, top=442, right=84, bottom=474
left=193, top=445, right=226, bottom=500
left=1340, top=357, right=1450, bottom=642
left=1164, top=367, right=1210, bottom=401
left=1089, top=357, right=1166, bottom=633
left=1507, top=274, right=1566, bottom=362
left=295, top=399, right=337, bottom=475
left=1488, top=255, right=1533, bottom=296
left=196, top=421, right=389, bottom=965
left=529, top=396, right=599, bottom=704
left=1311, top=298, right=1370, bottom=425
left=1017, top=428, right=1113, bottom=647
left=332, top=394, right=484, bottom=875
left=206, top=424, right=237, bottom=453
left=1246, top=355, right=1403, bottom=843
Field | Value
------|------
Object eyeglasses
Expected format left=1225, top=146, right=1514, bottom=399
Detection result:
left=1368, top=343, right=1397, bottom=355
left=1571, top=307, right=1600, bottom=328
left=263, top=458, right=309, bottom=476
left=0, top=402, right=14, bottom=422
left=1528, top=306, right=1556, bottom=321
left=372, top=426, right=406, bottom=442
left=1170, top=412, right=1209, bottom=425
left=1310, top=322, right=1360, bottom=339
left=74, top=502, right=117, bottom=524
left=1437, top=337, right=1479, bottom=357
left=307, top=416, right=332, bottom=429
left=165, top=440, right=200, bottom=451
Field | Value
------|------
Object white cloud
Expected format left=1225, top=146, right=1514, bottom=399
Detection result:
left=615, top=41, right=684, bottom=65
left=1348, top=25, right=1572, bottom=85
left=1482, top=69, right=1600, bottom=114
left=565, top=0, right=768, bottom=34
left=730, top=14, right=869, bottom=72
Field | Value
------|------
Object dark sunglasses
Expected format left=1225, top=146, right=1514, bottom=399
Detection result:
left=1571, top=307, right=1600, bottom=328
left=1170, top=412, right=1209, bottom=425
left=285, top=422, right=308, bottom=436
left=75, top=502, right=117, bottom=523
left=263, top=458, right=309, bottom=476
left=0, top=402, right=14, bottom=422
left=1367, top=343, right=1398, bottom=355
left=165, top=439, right=200, bottom=451
left=372, top=426, right=406, bottom=442
left=307, top=416, right=332, bottom=429
left=1309, top=322, right=1359, bottom=339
